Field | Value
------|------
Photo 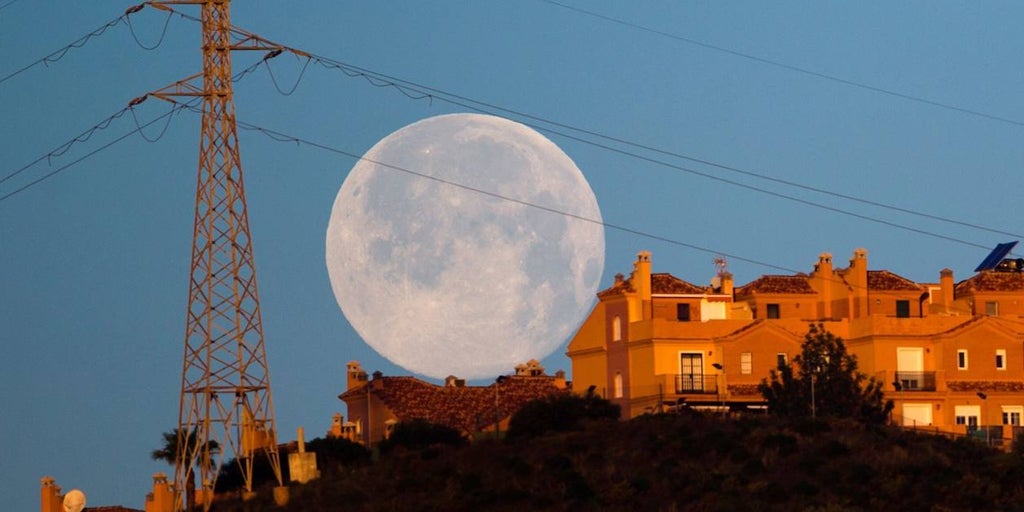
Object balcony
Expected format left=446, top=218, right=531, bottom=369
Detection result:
left=894, top=371, right=937, bottom=392
left=675, top=375, right=720, bottom=394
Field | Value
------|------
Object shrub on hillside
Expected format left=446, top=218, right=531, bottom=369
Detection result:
left=306, top=436, right=371, bottom=473
left=506, top=387, right=620, bottom=440
left=376, top=419, right=467, bottom=456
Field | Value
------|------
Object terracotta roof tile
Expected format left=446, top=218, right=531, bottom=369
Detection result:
left=956, top=271, right=1024, bottom=294
left=651, top=273, right=707, bottom=294
left=867, top=270, right=922, bottom=291
left=340, top=375, right=567, bottom=433
left=736, top=275, right=815, bottom=295
left=597, top=273, right=705, bottom=298
left=597, top=277, right=634, bottom=298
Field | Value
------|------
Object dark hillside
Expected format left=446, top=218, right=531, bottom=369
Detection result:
left=217, top=414, right=1024, bottom=511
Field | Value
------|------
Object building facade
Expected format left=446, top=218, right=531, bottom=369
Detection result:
left=567, top=249, right=1024, bottom=443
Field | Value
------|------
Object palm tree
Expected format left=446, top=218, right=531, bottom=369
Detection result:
left=152, top=428, right=220, bottom=511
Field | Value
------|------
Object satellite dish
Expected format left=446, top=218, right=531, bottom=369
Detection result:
left=62, top=489, right=86, bottom=512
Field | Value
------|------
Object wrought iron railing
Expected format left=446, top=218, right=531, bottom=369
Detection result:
left=675, top=374, right=719, bottom=394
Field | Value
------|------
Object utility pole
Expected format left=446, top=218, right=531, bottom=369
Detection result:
left=139, top=2, right=289, bottom=509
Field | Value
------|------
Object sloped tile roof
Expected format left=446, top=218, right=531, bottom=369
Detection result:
left=651, top=273, right=707, bottom=294
left=340, top=375, right=567, bottom=433
left=598, top=273, right=705, bottom=298
left=955, top=271, right=1024, bottom=294
left=597, top=276, right=635, bottom=298
left=867, top=270, right=922, bottom=291
left=736, top=275, right=815, bottom=295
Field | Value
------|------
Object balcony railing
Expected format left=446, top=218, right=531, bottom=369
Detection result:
left=675, top=374, right=719, bottom=394
left=895, top=371, right=937, bottom=391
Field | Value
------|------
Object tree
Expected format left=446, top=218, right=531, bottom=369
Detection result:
left=305, top=436, right=372, bottom=474
left=506, top=388, right=620, bottom=440
left=152, top=428, right=220, bottom=510
left=759, top=323, right=893, bottom=423
left=377, top=419, right=468, bottom=456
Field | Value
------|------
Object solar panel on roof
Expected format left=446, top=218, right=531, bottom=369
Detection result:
left=975, top=241, right=1018, bottom=272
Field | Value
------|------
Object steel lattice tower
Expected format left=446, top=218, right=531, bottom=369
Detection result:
left=144, top=1, right=284, bottom=509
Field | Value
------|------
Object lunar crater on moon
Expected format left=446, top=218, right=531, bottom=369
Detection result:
left=326, top=113, right=604, bottom=379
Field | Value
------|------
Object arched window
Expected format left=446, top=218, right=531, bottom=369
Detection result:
left=614, top=371, right=623, bottom=398
left=612, top=316, right=622, bottom=341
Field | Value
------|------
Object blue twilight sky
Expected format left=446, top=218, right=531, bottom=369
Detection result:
left=3, top=1, right=1024, bottom=509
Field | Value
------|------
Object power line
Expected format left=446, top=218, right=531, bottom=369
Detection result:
left=3, top=15, right=1002, bottom=252
left=0, top=56, right=258, bottom=199
left=0, top=4, right=177, bottom=87
left=150, top=4, right=1022, bottom=243
left=216, top=107, right=981, bottom=314
left=541, top=0, right=1024, bottom=128
left=0, top=102, right=193, bottom=203
left=0, top=14, right=126, bottom=86
left=236, top=46, right=1022, bottom=243
left=287, top=56, right=996, bottom=249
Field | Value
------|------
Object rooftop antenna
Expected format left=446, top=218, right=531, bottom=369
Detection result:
left=714, top=255, right=728, bottom=276
left=711, top=255, right=728, bottom=289
left=136, top=1, right=288, bottom=509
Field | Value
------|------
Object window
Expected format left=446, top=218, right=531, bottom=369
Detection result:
left=677, top=303, right=691, bottom=322
left=997, top=349, right=1007, bottom=370
left=986, top=301, right=999, bottom=316
left=679, top=353, right=704, bottom=392
left=613, top=372, right=623, bottom=399
left=958, top=350, right=968, bottom=370
left=896, top=300, right=910, bottom=318
left=955, top=405, right=981, bottom=432
left=766, top=304, right=780, bottom=319
left=1003, top=406, right=1023, bottom=426
left=740, top=352, right=752, bottom=374
left=612, top=316, right=621, bottom=342
left=776, top=353, right=788, bottom=370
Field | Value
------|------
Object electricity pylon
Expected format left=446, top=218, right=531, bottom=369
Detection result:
left=139, top=2, right=287, bottom=509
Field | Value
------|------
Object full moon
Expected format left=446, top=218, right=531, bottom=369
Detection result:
left=326, top=113, right=604, bottom=379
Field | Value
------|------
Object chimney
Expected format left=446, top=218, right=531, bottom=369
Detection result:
left=329, top=413, right=343, bottom=438
left=554, top=370, right=567, bottom=389
left=848, top=248, right=869, bottom=316
left=614, top=273, right=624, bottom=285
left=40, top=476, right=60, bottom=512
left=346, top=361, right=367, bottom=390
left=145, top=473, right=173, bottom=512
left=720, top=271, right=734, bottom=298
left=814, top=253, right=834, bottom=318
left=630, top=251, right=653, bottom=321
left=940, top=268, right=954, bottom=313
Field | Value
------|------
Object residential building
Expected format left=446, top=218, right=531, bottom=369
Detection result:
left=567, top=249, right=1024, bottom=443
left=336, top=360, right=568, bottom=444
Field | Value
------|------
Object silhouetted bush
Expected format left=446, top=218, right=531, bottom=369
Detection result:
left=505, top=388, right=620, bottom=440
left=211, top=413, right=1024, bottom=512
left=215, top=451, right=287, bottom=493
left=306, top=436, right=371, bottom=473
left=376, top=419, right=467, bottom=456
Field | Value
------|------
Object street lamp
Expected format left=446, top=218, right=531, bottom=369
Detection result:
left=495, top=375, right=508, bottom=437
left=712, top=363, right=725, bottom=414
left=977, top=391, right=988, bottom=445
left=892, top=380, right=901, bottom=423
